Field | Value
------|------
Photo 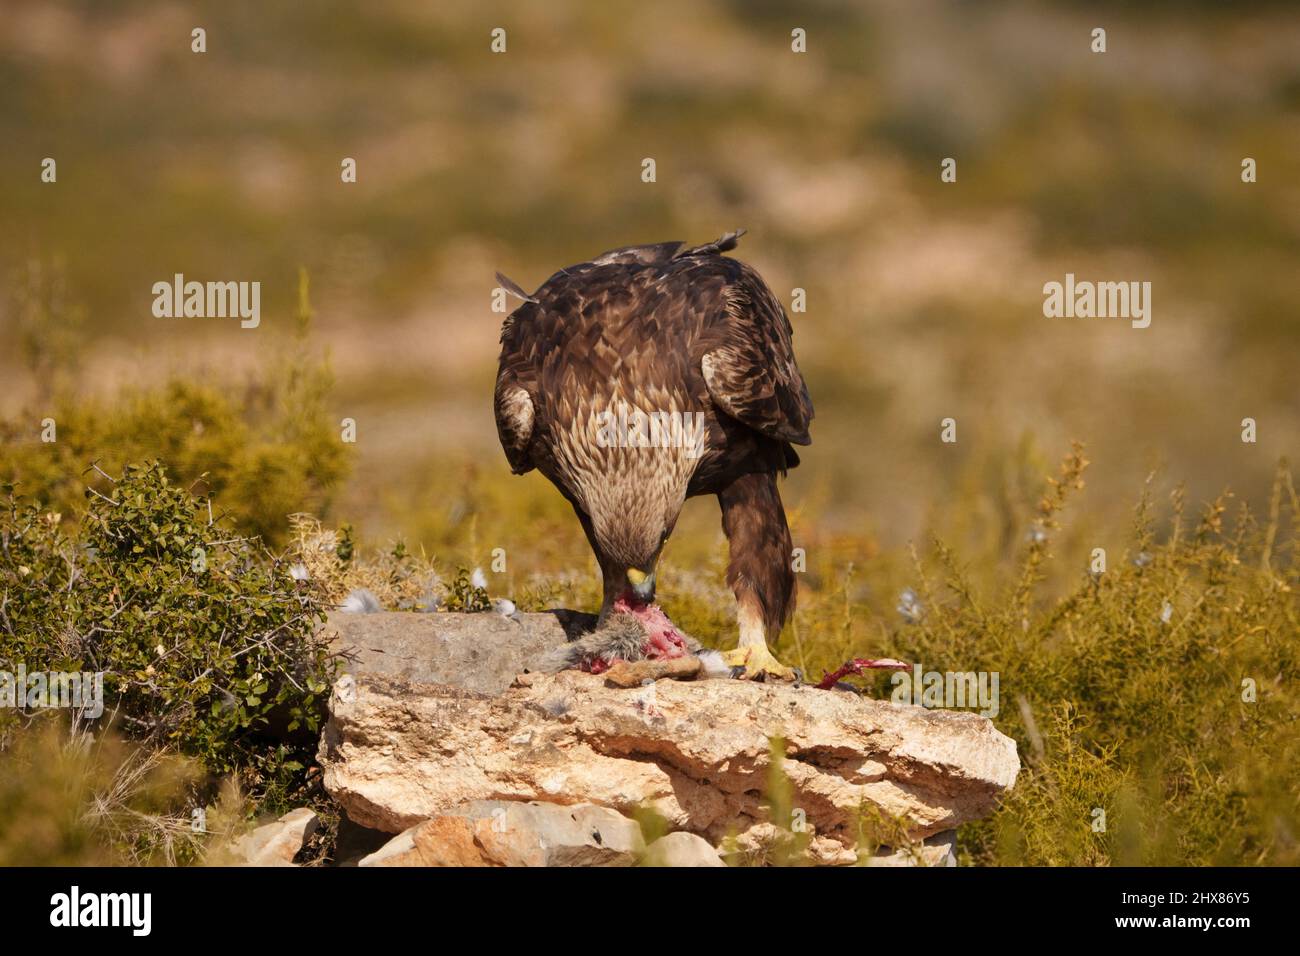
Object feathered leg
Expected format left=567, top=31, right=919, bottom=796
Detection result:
left=717, top=471, right=797, bottom=681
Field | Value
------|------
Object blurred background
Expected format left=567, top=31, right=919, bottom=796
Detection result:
left=1, top=0, right=1298, bottom=565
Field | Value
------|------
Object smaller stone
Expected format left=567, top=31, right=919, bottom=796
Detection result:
left=644, top=832, right=726, bottom=867
left=361, top=801, right=644, bottom=867
left=865, top=829, right=958, bottom=867
left=359, top=817, right=493, bottom=867
left=234, top=807, right=319, bottom=866
left=464, top=801, right=644, bottom=866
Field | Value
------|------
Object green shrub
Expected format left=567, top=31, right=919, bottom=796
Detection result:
left=0, top=461, right=337, bottom=806
left=442, top=566, right=491, bottom=612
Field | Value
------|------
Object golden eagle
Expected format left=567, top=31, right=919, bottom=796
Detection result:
left=493, top=231, right=813, bottom=680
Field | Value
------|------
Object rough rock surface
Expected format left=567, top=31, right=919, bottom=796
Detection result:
left=358, top=800, right=642, bottom=867
left=325, top=609, right=594, bottom=696
left=233, top=807, right=319, bottom=866
left=319, top=669, right=1019, bottom=859
left=645, top=832, right=727, bottom=867
left=358, top=815, right=491, bottom=867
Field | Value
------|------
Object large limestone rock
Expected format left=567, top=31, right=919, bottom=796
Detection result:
left=324, top=609, right=593, bottom=696
left=318, top=668, right=1019, bottom=861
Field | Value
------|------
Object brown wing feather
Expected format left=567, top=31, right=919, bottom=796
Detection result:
left=700, top=267, right=813, bottom=445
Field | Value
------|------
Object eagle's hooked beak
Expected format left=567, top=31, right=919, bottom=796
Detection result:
left=626, top=567, right=656, bottom=603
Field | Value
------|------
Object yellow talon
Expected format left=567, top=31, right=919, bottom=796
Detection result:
left=721, top=643, right=797, bottom=682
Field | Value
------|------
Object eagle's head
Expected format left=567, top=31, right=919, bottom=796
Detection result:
left=587, top=483, right=681, bottom=606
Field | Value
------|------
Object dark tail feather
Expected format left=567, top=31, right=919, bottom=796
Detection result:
left=675, top=228, right=747, bottom=259
left=495, top=271, right=539, bottom=303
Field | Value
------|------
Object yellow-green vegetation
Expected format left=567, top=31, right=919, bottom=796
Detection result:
left=288, top=514, right=495, bottom=612
left=0, top=269, right=350, bottom=548
left=289, top=513, right=444, bottom=610
left=0, top=461, right=337, bottom=861
left=890, top=451, right=1297, bottom=866
left=0, top=716, right=252, bottom=866
left=729, top=448, right=1299, bottom=866
left=756, top=736, right=812, bottom=867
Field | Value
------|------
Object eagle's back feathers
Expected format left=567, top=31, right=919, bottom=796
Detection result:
left=493, top=233, right=813, bottom=552
left=588, top=241, right=685, bottom=266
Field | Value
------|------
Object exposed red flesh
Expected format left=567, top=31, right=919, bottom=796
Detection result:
left=579, top=591, right=692, bottom=674
left=611, top=593, right=691, bottom=660
left=815, top=657, right=910, bottom=690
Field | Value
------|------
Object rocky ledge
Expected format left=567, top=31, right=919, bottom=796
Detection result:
left=317, top=611, right=1020, bottom=866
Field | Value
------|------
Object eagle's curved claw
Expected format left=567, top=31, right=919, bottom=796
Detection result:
left=721, top=644, right=798, bottom=682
